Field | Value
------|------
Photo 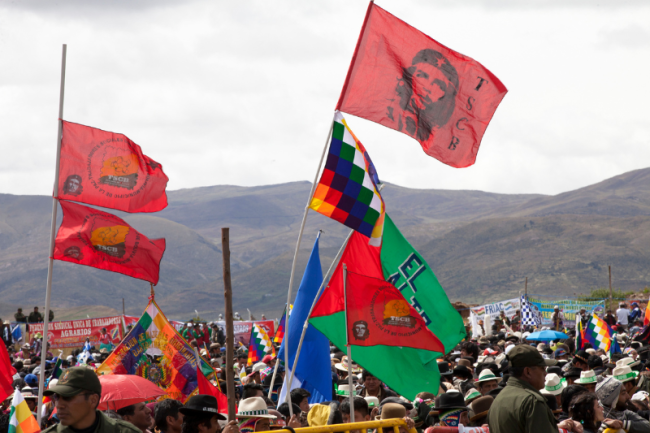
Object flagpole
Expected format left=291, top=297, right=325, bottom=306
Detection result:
left=37, top=44, right=67, bottom=426
left=266, top=305, right=286, bottom=399
left=282, top=112, right=336, bottom=414
left=343, top=263, right=355, bottom=423
left=283, top=183, right=384, bottom=396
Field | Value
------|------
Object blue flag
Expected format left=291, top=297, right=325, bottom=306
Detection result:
left=277, top=232, right=332, bottom=402
left=11, top=324, right=22, bottom=342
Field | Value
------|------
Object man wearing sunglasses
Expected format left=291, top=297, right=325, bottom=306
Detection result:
left=43, top=367, right=140, bottom=433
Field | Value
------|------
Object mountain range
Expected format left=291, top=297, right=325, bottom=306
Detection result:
left=1, top=167, right=649, bottom=321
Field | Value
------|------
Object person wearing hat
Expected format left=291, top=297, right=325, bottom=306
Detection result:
left=574, top=370, right=598, bottom=392
left=542, top=373, right=566, bottom=409
left=358, top=369, right=396, bottom=403
left=181, top=395, right=238, bottom=433
left=21, top=386, right=39, bottom=415
left=15, top=343, right=31, bottom=360
left=335, top=383, right=359, bottom=403
left=595, top=376, right=650, bottom=432
left=248, top=362, right=266, bottom=385
left=334, top=356, right=361, bottom=380
left=476, top=368, right=500, bottom=396
left=487, top=345, right=580, bottom=433
left=551, top=306, right=564, bottom=331
left=236, top=396, right=289, bottom=432
left=377, top=402, right=414, bottom=433
left=42, top=367, right=140, bottom=433
left=468, top=395, right=493, bottom=427
left=612, top=364, right=640, bottom=398
left=431, top=391, right=469, bottom=427
left=573, top=350, right=590, bottom=371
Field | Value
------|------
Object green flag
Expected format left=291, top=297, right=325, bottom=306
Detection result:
left=309, top=214, right=465, bottom=398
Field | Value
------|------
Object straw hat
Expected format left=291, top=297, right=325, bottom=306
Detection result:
left=464, top=389, right=481, bottom=404
left=336, top=384, right=359, bottom=396
left=616, top=357, right=640, bottom=369
left=574, top=370, right=598, bottom=385
left=334, top=356, right=361, bottom=373
left=612, top=366, right=638, bottom=383
left=477, top=369, right=499, bottom=384
left=236, top=397, right=277, bottom=419
left=364, top=396, right=379, bottom=408
left=543, top=373, right=566, bottom=396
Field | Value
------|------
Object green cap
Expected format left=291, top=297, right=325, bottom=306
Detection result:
left=44, top=367, right=102, bottom=397
left=508, top=345, right=556, bottom=368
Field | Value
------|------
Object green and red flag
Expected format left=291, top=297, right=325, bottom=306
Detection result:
left=247, top=323, right=275, bottom=366
left=344, top=270, right=444, bottom=352
left=309, top=213, right=464, bottom=398
left=309, top=111, right=385, bottom=246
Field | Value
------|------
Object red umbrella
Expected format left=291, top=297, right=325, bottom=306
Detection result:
left=98, top=374, right=166, bottom=411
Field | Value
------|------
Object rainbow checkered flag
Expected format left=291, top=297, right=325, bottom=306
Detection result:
left=584, top=314, right=612, bottom=352
left=9, top=389, right=39, bottom=433
left=247, top=323, right=275, bottom=366
left=310, top=111, right=385, bottom=246
left=274, top=306, right=288, bottom=344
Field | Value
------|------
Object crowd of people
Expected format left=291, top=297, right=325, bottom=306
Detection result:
left=4, top=302, right=650, bottom=433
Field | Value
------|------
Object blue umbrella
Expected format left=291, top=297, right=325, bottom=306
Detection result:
left=526, top=330, right=568, bottom=341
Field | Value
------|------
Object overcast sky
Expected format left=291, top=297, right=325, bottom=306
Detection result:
left=1, top=0, right=649, bottom=197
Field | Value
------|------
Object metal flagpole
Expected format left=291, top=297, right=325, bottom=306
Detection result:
left=284, top=184, right=384, bottom=394
left=37, top=44, right=67, bottom=425
left=282, top=112, right=336, bottom=415
left=343, top=264, right=355, bottom=423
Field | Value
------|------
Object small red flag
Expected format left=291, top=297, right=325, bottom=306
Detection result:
left=0, top=340, right=16, bottom=402
left=57, top=121, right=169, bottom=213
left=196, top=367, right=229, bottom=415
left=337, top=3, right=507, bottom=168
left=345, top=270, right=444, bottom=352
left=53, top=200, right=166, bottom=284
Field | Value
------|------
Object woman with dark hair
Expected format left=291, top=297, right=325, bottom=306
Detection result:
left=569, top=393, right=606, bottom=433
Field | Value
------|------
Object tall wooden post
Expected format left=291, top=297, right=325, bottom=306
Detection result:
left=609, top=265, right=613, bottom=310
left=222, top=228, right=236, bottom=420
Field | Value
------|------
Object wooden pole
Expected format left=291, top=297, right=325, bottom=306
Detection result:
left=222, top=228, right=236, bottom=420
left=609, top=265, right=613, bottom=310
left=37, top=44, right=67, bottom=425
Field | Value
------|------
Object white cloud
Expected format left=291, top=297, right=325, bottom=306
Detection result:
left=0, top=1, right=649, bottom=197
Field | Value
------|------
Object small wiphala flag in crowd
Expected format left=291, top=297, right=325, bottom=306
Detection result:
left=247, top=323, right=275, bottom=366
left=8, top=389, right=39, bottom=433
left=310, top=111, right=385, bottom=246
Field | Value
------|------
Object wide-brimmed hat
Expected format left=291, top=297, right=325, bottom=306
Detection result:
left=457, top=359, right=472, bottom=369
left=437, top=361, right=453, bottom=376
left=180, top=395, right=227, bottom=420
left=334, top=356, right=361, bottom=373
left=537, top=343, right=547, bottom=353
left=543, top=373, right=566, bottom=396
left=21, top=344, right=30, bottom=350
left=431, top=391, right=468, bottom=415
left=452, top=365, right=472, bottom=379
left=477, top=369, right=499, bottom=384
left=575, top=370, right=598, bottom=384
left=21, top=387, right=38, bottom=400
left=379, top=403, right=406, bottom=420
left=365, top=396, right=379, bottom=408
left=335, top=384, right=359, bottom=396
left=236, top=397, right=277, bottom=419
left=506, top=332, right=521, bottom=342
left=616, top=357, right=641, bottom=369
left=464, top=389, right=481, bottom=404
left=612, top=366, right=638, bottom=383
left=469, top=396, right=493, bottom=423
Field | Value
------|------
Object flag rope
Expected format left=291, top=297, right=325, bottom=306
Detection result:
left=38, top=44, right=67, bottom=425
left=281, top=112, right=336, bottom=415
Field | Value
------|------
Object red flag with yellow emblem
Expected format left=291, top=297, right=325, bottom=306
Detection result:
left=53, top=200, right=166, bottom=284
left=57, top=121, right=168, bottom=213
left=342, top=270, right=443, bottom=351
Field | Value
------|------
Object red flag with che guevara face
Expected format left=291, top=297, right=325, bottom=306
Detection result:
left=57, top=121, right=169, bottom=213
left=336, top=3, right=507, bottom=168
left=345, top=270, right=444, bottom=352
left=53, top=200, right=166, bottom=284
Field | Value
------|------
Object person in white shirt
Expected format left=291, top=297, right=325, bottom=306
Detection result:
left=616, top=302, right=630, bottom=331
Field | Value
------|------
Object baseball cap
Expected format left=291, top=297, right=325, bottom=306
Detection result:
left=508, top=345, right=556, bottom=368
left=44, top=367, right=101, bottom=397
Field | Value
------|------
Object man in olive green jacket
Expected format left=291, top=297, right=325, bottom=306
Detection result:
left=42, top=367, right=141, bottom=433
left=487, top=345, right=581, bottom=433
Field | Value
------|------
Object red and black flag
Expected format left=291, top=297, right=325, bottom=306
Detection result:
left=57, top=121, right=169, bottom=213
left=337, top=3, right=507, bottom=168
left=53, top=200, right=166, bottom=284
